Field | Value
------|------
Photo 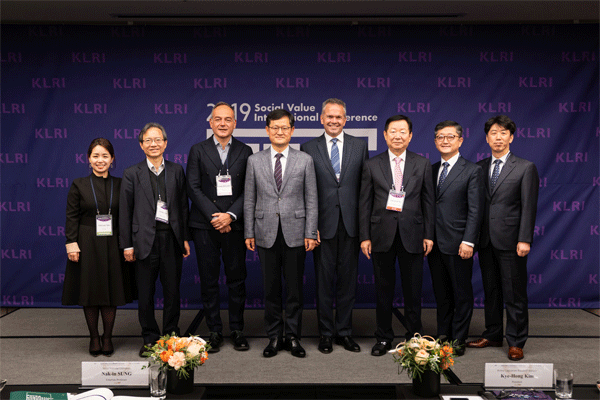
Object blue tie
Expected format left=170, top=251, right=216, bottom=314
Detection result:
left=274, top=153, right=283, bottom=191
left=331, top=138, right=340, bottom=180
left=438, top=162, right=449, bottom=192
left=490, top=159, right=502, bottom=189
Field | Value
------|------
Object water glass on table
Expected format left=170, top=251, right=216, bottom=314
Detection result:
left=554, top=369, right=573, bottom=399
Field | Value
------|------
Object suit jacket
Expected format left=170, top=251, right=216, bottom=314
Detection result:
left=300, top=133, right=368, bottom=239
left=187, top=136, right=253, bottom=231
left=119, top=160, right=190, bottom=260
left=477, top=153, right=539, bottom=250
left=432, top=156, right=484, bottom=255
left=359, top=150, right=435, bottom=254
left=244, top=147, right=318, bottom=249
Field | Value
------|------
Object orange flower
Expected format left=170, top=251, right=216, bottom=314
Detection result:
left=442, top=345, right=453, bottom=355
left=157, top=339, right=165, bottom=348
left=166, top=337, right=177, bottom=350
left=175, top=341, right=186, bottom=351
left=160, top=349, right=173, bottom=363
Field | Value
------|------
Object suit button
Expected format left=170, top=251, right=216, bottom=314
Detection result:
left=278, top=198, right=281, bottom=201
left=213, top=200, right=216, bottom=203
left=276, top=213, right=280, bottom=216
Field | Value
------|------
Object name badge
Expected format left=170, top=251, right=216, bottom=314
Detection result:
left=484, top=363, right=554, bottom=389
left=216, top=174, right=233, bottom=196
left=81, top=361, right=148, bottom=387
left=96, top=215, right=113, bottom=236
left=386, top=189, right=405, bottom=212
left=155, top=200, right=169, bottom=223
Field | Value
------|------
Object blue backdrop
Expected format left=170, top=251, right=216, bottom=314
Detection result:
left=1, top=23, right=598, bottom=310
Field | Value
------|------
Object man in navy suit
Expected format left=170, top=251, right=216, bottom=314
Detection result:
left=120, top=122, right=191, bottom=356
left=301, top=98, right=368, bottom=354
left=427, top=120, right=484, bottom=356
left=467, top=115, right=539, bottom=361
left=359, top=115, right=435, bottom=356
left=187, top=102, right=253, bottom=353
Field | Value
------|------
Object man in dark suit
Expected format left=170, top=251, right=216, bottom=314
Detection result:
left=120, top=122, right=191, bottom=357
left=427, top=120, right=484, bottom=357
left=187, top=102, right=253, bottom=353
left=244, top=109, right=318, bottom=358
left=467, top=115, right=539, bottom=361
left=300, top=98, right=368, bottom=354
left=359, top=114, right=435, bottom=356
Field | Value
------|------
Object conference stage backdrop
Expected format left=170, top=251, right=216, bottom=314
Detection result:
left=1, top=23, right=598, bottom=311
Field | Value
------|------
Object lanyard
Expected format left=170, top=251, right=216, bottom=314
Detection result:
left=155, top=166, right=167, bottom=201
left=90, top=176, right=113, bottom=215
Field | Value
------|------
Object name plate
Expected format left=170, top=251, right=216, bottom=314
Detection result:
left=484, top=363, right=553, bottom=389
left=81, top=362, right=148, bottom=387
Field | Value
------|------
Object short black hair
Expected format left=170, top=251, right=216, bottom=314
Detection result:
left=87, top=138, right=115, bottom=159
left=484, top=115, right=516, bottom=135
left=266, top=109, right=295, bottom=128
left=139, top=122, right=167, bottom=143
left=434, top=120, right=463, bottom=137
left=384, top=115, right=412, bottom=133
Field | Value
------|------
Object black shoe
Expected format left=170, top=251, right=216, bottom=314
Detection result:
left=139, top=343, right=153, bottom=358
left=89, top=336, right=102, bottom=357
left=263, top=337, right=283, bottom=358
left=453, top=340, right=466, bottom=357
left=231, top=331, right=249, bottom=351
left=207, top=332, right=224, bottom=353
left=318, top=336, right=333, bottom=354
left=101, top=334, right=114, bottom=357
left=285, top=336, right=306, bottom=358
left=371, top=340, right=392, bottom=356
left=335, top=336, right=361, bottom=352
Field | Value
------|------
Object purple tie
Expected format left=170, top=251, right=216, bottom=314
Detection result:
left=394, top=157, right=403, bottom=191
left=274, top=153, right=283, bottom=191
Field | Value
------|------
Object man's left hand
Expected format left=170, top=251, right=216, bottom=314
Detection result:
left=516, top=242, right=530, bottom=257
left=423, top=239, right=433, bottom=256
left=305, top=238, right=317, bottom=251
left=183, top=241, right=191, bottom=258
left=458, top=243, right=474, bottom=259
left=211, top=213, right=233, bottom=230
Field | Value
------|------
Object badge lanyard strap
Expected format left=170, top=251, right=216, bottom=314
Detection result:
left=218, top=153, right=230, bottom=177
left=90, top=176, right=113, bottom=215
left=156, top=166, right=167, bottom=202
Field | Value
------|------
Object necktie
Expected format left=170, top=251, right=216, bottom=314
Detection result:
left=274, top=153, right=283, bottom=191
left=490, top=159, right=502, bottom=189
left=331, top=138, right=340, bottom=180
left=438, top=162, right=449, bottom=192
left=394, top=157, right=403, bottom=191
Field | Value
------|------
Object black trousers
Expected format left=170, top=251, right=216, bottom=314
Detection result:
left=427, top=244, right=474, bottom=342
left=479, top=244, right=529, bottom=348
left=135, top=230, right=182, bottom=343
left=313, top=212, right=359, bottom=337
left=191, top=228, right=247, bottom=333
left=257, top=224, right=306, bottom=340
left=372, top=231, right=423, bottom=342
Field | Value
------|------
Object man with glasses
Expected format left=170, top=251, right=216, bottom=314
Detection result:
left=468, top=115, right=539, bottom=361
left=359, top=115, right=434, bottom=356
left=244, top=109, right=318, bottom=358
left=120, top=122, right=191, bottom=357
left=427, top=120, right=484, bottom=357
left=187, top=102, right=253, bottom=353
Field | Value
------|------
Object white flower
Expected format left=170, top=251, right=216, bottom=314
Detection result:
left=187, top=343, right=202, bottom=357
left=168, top=352, right=186, bottom=370
left=414, top=349, right=429, bottom=365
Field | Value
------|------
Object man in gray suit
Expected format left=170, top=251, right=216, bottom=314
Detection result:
left=300, top=99, right=368, bottom=354
left=244, top=108, right=318, bottom=358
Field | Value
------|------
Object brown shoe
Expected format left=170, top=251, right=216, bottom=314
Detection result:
left=466, top=338, right=503, bottom=348
left=508, top=346, right=524, bottom=361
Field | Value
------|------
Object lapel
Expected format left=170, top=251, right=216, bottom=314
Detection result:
left=481, top=157, right=491, bottom=195
left=492, top=153, right=515, bottom=196
left=227, top=137, right=243, bottom=169
left=260, top=149, right=278, bottom=193
left=438, top=156, right=465, bottom=198
left=378, top=151, right=394, bottom=189
left=164, top=160, right=177, bottom=207
left=432, top=161, right=441, bottom=197
left=339, top=133, right=352, bottom=183
left=280, top=147, right=298, bottom=192
left=316, top=134, right=338, bottom=182
left=402, top=151, right=414, bottom=190
left=137, top=161, right=156, bottom=211
left=203, top=136, right=225, bottom=171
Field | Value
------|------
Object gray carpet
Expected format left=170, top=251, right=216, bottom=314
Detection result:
left=1, top=308, right=598, bottom=385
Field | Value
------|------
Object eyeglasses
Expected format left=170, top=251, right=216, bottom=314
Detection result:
left=212, top=117, right=234, bottom=124
left=435, top=134, right=459, bottom=142
left=142, top=138, right=165, bottom=145
left=268, top=126, right=292, bottom=133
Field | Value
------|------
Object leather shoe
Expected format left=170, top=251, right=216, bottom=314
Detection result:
left=508, top=346, right=524, bottom=361
left=207, top=332, right=224, bottom=353
left=466, top=337, right=502, bottom=348
left=335, top=336, right=361, bottom=352
left=453, top=340, right=466, bottom=357
left=231, top=330, right=249, bottom=351
left=263, top=337, right=283, bottom=358
left=318, top=336, right=333, bottom=354
left=285, top=336, right=306, bottom=358
left=371, top=341, right=392, bottom=356
left=139, top=343, right=153, bottom=358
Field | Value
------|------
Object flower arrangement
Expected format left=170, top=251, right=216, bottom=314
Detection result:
left=143, top=334, right=210, bottom=379
left=389, top=334, right=455, bottom=381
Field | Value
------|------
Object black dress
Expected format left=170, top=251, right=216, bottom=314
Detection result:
left=62, top=173, right=133, bottom=306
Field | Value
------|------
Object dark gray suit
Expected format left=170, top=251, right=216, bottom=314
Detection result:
left=477, top=153, right=539, bottom=348
left=244, top=147, right=318, bottom=339
left=120, top=160, right=189, bottom=343
left=427, top=156, right=484, bottom=342
left=300, top=133, right=368, bottom=337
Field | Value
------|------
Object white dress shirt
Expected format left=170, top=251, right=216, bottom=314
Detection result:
left=270, top=145, right=290, bottom=178
left=436, top=152, right=460, bottom=185
left=388, top=149, right=406, bottom=191
left=324, top=131, right=344, bottom=172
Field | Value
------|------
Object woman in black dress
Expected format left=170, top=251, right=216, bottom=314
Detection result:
left=62, top=138, right=132, bottom=356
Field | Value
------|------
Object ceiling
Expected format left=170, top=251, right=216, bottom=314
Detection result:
left=1, top=0, right=598, bottom=25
